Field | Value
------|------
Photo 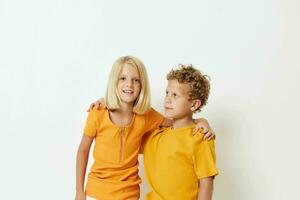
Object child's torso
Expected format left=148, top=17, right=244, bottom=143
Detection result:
left=85, top=108, right=162, bottom=200
left=143, top=126, right=200, bottom=200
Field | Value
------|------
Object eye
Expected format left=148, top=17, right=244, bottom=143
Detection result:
left=165, top=91, right=169, bottom=96
left=134, top=79, right=140, bottom=82
left=119, top=76, right=126, bottom=81
left=172, top=93, right=178, bottom=98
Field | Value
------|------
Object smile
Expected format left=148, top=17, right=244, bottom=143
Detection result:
left=122, top=89, right=134, bottom=94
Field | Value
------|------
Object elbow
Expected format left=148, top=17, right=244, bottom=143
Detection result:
left=78, top=145, right=90, bottom=155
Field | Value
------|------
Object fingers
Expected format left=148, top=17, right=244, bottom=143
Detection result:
left=87, top=98, right=107, bottom=112
left=203, top=131, right=211, bottom=140
left=209, top=134, right=216, bottom=140
left=193, top=126, right=204, bottom=135
left=95, top=100, right=106, bottom=110
left=202, top=128, right=214, bottom=140
left=193, top=124, right=216, bottom=140
left=193, top=126, right=207, bottom=134
left=193, top=127, right=199, bottom=134
left=99, top=98, right=105, bottom=104
left=87, top=103, right=95, bottom=112
left=204, top=131, right=216, bottom=141
left=87, top=102, right=102, bottom=112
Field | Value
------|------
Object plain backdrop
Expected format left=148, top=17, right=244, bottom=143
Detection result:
left=1, top=0, right=300, bottom=199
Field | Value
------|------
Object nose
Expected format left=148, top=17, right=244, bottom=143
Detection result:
left=164, top=95, right=171, bottom=104
left=126, top=79, right=133, bottom=87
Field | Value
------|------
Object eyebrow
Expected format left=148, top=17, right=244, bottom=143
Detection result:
left=119, top=74, right=140, bottom=78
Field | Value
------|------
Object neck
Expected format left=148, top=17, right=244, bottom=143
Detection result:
left=172, top=114, right=194, bottom=129
left=109, top=102, right=135, bottom=127
left=118, top=101, right=134, bottom=114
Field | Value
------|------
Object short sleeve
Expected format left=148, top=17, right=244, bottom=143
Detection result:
left=83, top=108, right=100, bottom=137
left=192, top=137, right=219, bottom=179
left=139, top=134, right=148, bottom=154
left=144, top=107, right=164, bottom=133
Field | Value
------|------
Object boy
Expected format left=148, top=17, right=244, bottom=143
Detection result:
left=142, top=65, right=218, bottom=200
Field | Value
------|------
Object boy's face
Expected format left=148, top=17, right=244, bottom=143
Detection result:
left=117, top=63, right=141, bottom=105
left=164, top=79, right=195, bottom=120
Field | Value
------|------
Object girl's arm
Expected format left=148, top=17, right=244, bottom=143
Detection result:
left=194, top=118, right=215, bottom=140
left=75, top=135, right=94, bottom=200
left=87, top=100, right=215, bottom=140
left=198, top=177, right=214, bottom=200
left=160, top=117, right=216, bottom=140
left=160, top=118, right=173, bottom=127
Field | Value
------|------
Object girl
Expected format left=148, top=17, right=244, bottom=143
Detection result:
left=75, top=56, right=215, bottom=200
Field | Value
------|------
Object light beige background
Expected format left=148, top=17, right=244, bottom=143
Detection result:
left=0, top=0, right=299, bottom=199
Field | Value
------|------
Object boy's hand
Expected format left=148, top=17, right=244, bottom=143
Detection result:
left=193, top=118, right=215, bottom=140
left=87, top=98, right=106, bottom=112
left=75, top=191, right=86, bottom=200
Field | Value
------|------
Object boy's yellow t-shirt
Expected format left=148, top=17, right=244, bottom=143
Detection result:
left=142, top=125, right=219, bottom=200
left=83, top=107, right=164, bottom=200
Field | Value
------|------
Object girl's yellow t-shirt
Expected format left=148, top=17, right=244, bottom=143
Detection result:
left=83, top=107, right=164, bottom=200
left=142, top=125, right=219, bottom=200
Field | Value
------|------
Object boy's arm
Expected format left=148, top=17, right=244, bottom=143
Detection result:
left=75, top=135, right=94, bottom=199
left=198, top=177, right=214, bottom=200
left=87, top=98, right=105, bottom=112
left=86, top=99, right=215, bottom=139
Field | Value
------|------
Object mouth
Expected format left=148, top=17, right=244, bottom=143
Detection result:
left=122, top=89, right=134, bottom=94
left=164, top=107, right=173, bottom=110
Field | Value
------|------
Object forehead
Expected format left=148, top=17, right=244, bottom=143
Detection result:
left=120, top=63, right=140, bottom=76
left=167, top=79, right=190, bottom=93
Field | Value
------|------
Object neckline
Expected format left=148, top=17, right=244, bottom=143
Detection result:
left=169, top=124, right=195, bottom=132
left=106, top=109, right=136, bottom=128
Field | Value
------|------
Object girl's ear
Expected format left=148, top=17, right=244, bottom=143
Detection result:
left=190, top=99, right=201, bottom=112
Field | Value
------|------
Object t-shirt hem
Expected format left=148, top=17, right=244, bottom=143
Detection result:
left=197, top=170, right=219, bottom=180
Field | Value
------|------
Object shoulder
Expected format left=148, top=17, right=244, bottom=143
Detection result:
left=182, top=128, right=213, bottom=145
left=191, top=133, right=216, bottom=150
left=136, top=107, right=162, bottom=119
left=144, top=126, right=169, bottom=142
left=152, top=126, right=169, bottom=135
left=87, top=107, right=107, bottom=119
left=143, top=107, right=160, bottom=115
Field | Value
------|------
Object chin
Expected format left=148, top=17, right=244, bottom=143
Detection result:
left=120, top=98, right=136, bottom=104
left=122, top=100, right=135, bottom=104
left=165, top=113, right=174, bottom=119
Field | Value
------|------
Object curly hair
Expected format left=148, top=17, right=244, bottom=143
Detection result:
left=166, top=64, right=210, bottom=112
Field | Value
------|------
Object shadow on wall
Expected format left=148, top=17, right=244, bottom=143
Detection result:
left=211, top=107, right=236, bottom=200
left=210, top=103, right=262, bottom=200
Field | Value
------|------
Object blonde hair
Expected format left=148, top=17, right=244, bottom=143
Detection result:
left=105, top=56, right=151, bottom=115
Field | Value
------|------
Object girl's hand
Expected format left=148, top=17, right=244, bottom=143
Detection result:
left=193, top=118, right=216, bottom=140
left=75, top=191, right=86, bottom=200
left=87, top=98, right=106, bottom=112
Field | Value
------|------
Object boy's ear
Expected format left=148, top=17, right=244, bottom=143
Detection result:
left=190, top=99, right=201, bottom=112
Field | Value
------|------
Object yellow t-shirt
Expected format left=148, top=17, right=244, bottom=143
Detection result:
left=83, top=107, right=164, bottom=200
left=142, top=125, right=219, bottom=200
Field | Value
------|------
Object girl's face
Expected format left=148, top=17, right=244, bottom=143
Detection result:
left=117, top=63, right=141, bottom=106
